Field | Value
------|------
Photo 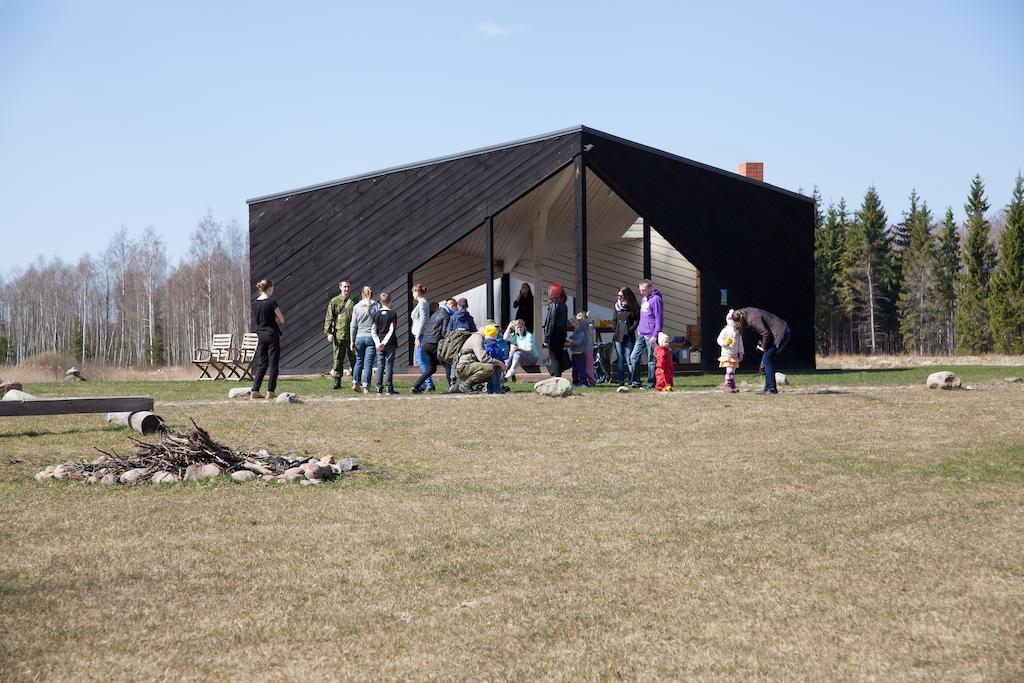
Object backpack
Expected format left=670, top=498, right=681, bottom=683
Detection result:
left=437, top=329, right=473, bottom=365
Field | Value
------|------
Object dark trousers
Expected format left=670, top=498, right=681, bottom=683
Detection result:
left=546, top=334, right=568, bottom=376
left=762, top=327, right=791, bottom=391
left=251, top=332, right=280, bottom=393
left=571, top=353, right=588, bottom=385
left=375, top=344, right=396, bottom=390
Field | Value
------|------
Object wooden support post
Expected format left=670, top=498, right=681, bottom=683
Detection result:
left=642, top=217, right=652, bottom=280
left=406, top=271, right=415, bottom=366
left=484, top=215, right=495, bottom=320
left=500, top=273, right=511, bottom=327
left=574, top=154, right=588, bottom=313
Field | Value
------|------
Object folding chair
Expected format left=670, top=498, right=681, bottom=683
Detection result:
left=192, top=334, right=234, bottom=381
left=226, top=333, right=260, bottom=382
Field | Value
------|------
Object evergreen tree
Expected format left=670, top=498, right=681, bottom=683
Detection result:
left=897, top=195, right=936, bottom=354
left=842, top=187, right=892, bottom=354
left=812, top=187, right=829, bottom=354
left=934, top=207, right=960, bottom=354
left=955, top=175, right=997, bottom=353
left=988, top=174, right=1024, bottom=353
left=70, top=318, right=85, bottom=362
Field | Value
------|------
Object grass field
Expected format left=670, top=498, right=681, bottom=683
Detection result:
left=2, top=369, right=1023, bottom=680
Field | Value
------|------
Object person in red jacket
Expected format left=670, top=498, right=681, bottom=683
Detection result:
left=654, top=332, right=674, bottom=392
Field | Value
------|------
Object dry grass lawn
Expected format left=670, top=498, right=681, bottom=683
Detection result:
left=1, top=381, right=1023, bottom=680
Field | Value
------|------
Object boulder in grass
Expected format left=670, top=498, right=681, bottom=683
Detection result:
left=926, top=371, right=961, bottom=390
left=275, top=392, right=299, bottom=404
left=616, top=385, right=630, bottom=393
left=100, top=473, right=118, bottom=485
left=2, top=389, right=37, bottom=401
left=280, top=469, right=305, bottom=483
left=0, top=381, right=23, bottom=398
left=119, top=468, right=148, bottom=484
left=230, top=470, right=256, bottom=483
left=775, top=372, right=789, bottom=386
left=152, top=471, right=179, bottom=484
left=184, top=463, right=221, bottom=481
left=228, top=387, right=251, bottom=399
left=65, top=367, right=86, bottom=381
left=1005, top=376, right=1023, bottom=384
left=534, top=377, right=572, bottom=398
left=339, top=457, right=355, bottom=472
left=301, top=478, right=323, bottom=486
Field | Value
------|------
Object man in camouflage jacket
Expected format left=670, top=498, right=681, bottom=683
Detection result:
left=324, top=280, right=356, bottom=389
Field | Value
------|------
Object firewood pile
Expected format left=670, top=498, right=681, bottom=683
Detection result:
left=34, top=419, right=356, bottom=486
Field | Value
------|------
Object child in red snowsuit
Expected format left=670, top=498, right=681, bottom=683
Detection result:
left=654, top=332, right=674, bottom=391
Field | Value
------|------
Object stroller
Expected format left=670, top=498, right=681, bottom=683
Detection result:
left=593, top=339, right=612, bottom=384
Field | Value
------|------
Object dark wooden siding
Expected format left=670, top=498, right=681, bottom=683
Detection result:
left=582, top=130, right=816, bottom=369
left=249, top=132, right=581, bottom=370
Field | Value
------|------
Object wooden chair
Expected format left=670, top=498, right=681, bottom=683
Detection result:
left=226, top=333, right=260, bottom=382
left=192, top=334, right=234, bottom=381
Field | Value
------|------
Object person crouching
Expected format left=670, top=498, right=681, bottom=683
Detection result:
left=451, top=324, right=507, bottom=394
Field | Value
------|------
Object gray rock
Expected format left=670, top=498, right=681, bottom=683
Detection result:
left=119, top=468, right=148, bottom=484
left=534, top=377, right=573, bottom=398
left=616, top=385, right=630, bottom=393
left=281, top=469, right=305, bottom=483
left=151, top=471, right=179, bottom=484
left=0, top=381, right=23, bottom=398
left=228, top=387, right=251, bottom=399
left=100, top=473, right=118, bottom=485
left=300, top=478, right=323, bottom=486
left=926, top=371, right=961, bottom=390
left=230, top=470, right=257, bottom=483
left=184, top=463, right=221, bottom=481
left=2, top=389, right=37, bottom=401
left=34, top=468, right=53, bottom=480
left=339, top=457, right=355, bottom=472
left=775, top=372, right=789, bottom=386
left=275, top=392, right=299, bottom=404
left=1005, top=376, right=1023, bottom=383
left=86, top=474, right=101, bottom=483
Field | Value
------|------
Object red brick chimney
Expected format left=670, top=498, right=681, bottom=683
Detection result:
left=737, top=162, right=764, bottom=181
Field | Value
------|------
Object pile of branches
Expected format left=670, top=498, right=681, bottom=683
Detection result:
left=35, top=419, right=356, bottom=486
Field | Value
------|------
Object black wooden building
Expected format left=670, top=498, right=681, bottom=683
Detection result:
left=247, top=126, right=815, bottom=373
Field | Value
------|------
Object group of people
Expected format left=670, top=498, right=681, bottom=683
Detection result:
left=246, top=276, right=792, bottom=398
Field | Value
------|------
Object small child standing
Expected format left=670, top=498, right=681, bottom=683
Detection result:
left=569, top=311, right=596, bottom=387
left=371, top=292, right=399, bottom=395
left=654, top=332, right=674, bottom=392
left=717, top=309, right=745, bottom=393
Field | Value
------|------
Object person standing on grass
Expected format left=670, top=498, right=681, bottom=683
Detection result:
left=542, top=282, right=569, bottom=376
left=410, top=283, right=435, bottom=392
left=736, top=307, right=790, bottom=395
left=612, top=287, right=640, bottom=386
left=411, top=298, right=455, bottom=394
left=349, top=286, right=379, bottom=393
left=502, top=318, right=537, bottom=382
left=717, top=309, right=745, bottom=393
left=629, top=279, right=663, bottom=389
left=371, top=292, right=399, bottom=395
left=447, top=297, right=478, bottom=333
left=250, top=278, right=284, bottom=400
left=324, top=279, right=355, bottom=390
left=513, top=283, right=534, bottom=332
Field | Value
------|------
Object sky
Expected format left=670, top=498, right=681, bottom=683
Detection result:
left=1, top=0, right=1022, bottom=273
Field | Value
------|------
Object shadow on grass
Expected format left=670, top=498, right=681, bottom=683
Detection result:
left=0, top=425, right=121, bottom=440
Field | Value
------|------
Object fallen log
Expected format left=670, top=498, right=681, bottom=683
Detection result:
left=105, top=411, right=165, bottom=435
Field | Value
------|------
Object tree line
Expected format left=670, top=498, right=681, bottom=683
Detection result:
left=0, top=213, right=249, bottom=367
left=814, top=174, right=1024, bottom=356
left=1, top=173, right=1022, bottom=367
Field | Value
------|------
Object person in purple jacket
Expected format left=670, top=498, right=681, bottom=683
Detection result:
left=629, top=279, right=663, bottom=388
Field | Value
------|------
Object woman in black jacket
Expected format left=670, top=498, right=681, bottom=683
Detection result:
left=542, top=282, right=569, bottom=377
left=512, top=283, right=534, bottom=332
left=612, top=286, right=640, bottom=386
left=250, top=278, right=285, bottom=400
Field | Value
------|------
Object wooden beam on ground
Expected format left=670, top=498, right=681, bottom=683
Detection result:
left=0, top=396, right=155, bottom=417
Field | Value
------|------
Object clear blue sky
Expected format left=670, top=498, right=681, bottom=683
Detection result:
left=1, top=0, right=1022, bottom=272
